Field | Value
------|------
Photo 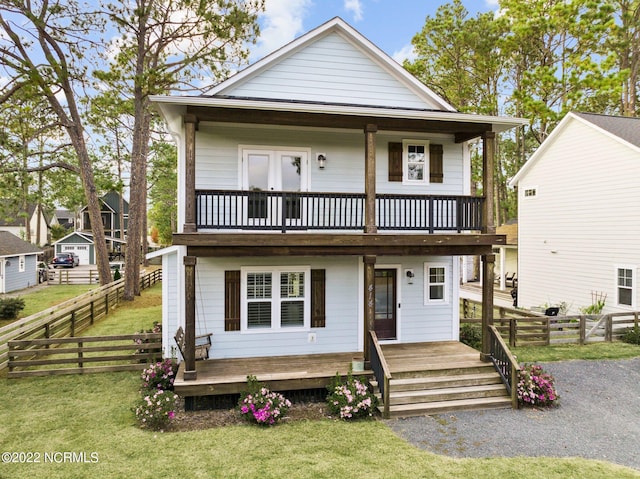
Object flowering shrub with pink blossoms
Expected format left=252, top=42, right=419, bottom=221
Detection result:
left=134, top=389, right=179, bottom=430
left=133, top=358, right=180, bottom=430
left=517, top=364, right=559, bottom=407
left=326, top=372, right=378, bottom=420
left=141, top=358, right=177, bottom=391
left=238, top=375, right=292, bottom=426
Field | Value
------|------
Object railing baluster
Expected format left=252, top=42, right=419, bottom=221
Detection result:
left=195, top=190, right=483, bottom=233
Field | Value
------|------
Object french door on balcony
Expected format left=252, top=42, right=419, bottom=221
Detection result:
left=242, top=148, right=309, bottom=227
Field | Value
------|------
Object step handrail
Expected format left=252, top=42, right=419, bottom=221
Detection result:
left=369, top=330, right=392, bottom=419
left=488, top=325, right=521, bottom=409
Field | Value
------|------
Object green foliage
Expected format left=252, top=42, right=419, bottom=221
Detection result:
left=148, top=142, right=178, bottom=246
left=326, top=371, right=378, bottom=420
left=580, top=300, right=606, bottom=315
left=460, top=323, right=482, bottom=350
left=133, top=388, right=179, bottom=431
left=0, top=297, right=26, bottom=319
left=622, top=326, right=640, bottom=345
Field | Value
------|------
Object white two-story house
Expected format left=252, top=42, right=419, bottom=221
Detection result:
left=151, top=18, right=526, bottom=415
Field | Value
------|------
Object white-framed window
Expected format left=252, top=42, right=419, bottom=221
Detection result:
left=241, top=266, right=310, bottom=332
left=424, top=263, right=448, bottom=304
left=403, top=140, right=429, bottom=184
left=616, top=266, right=635, bottom=307
left=523, top=187, right=537, bottom=198
left=18, top=255, right=25, bottom=272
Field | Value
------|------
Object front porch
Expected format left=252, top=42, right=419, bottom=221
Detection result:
left=173, top=341, right=512, bottom=417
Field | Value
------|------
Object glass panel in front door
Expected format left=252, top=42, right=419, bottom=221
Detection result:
left=374, top=269, right=397, bottom=340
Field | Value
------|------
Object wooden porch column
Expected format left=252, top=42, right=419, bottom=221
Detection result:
left=364, top=124, right=378, bottom=234
left=183, top=255, right=197, bottom=380
left=482, top=131, right=496, bottom=234
left=481, top=253, right=495, bottom=361
left=363, top=255, right=376, bottom=364
left=183, top=114, right=198, bottom=233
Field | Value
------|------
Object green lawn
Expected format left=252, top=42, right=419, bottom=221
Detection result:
left=0, top=371, right=638, bottom=479
left=512, top=342, right=640, bottom=363
left=19, top=285, right=100, bottom=317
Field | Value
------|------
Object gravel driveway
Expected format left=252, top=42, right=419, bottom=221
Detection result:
left=384, top=358, right=640, bottom=471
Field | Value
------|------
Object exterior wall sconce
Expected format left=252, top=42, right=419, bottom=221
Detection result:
left=317, top=153, right=327, bottom=169
left=405, top=269, right=414, bottom=284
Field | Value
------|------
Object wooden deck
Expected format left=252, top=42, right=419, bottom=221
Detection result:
left=173, top=341, right=479, bottom=398
left=173, top=351, right=365, bottom=397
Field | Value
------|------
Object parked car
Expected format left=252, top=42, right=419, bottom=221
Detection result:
left=50, top=252, right=79, bottom=268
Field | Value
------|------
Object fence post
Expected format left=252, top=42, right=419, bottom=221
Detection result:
left=579, top=315, right=586, bottom=345
left=510, top=318, right=516, bottom=347
left=71, top=311, right=76, bottom=337
left=463, top=298, right=469, bottom=318
left=90, top=301, right=95, bottom=325
left=605, top=314, right=613, bottom=342
left=545, top=317, right=550, bottom=345
left=78, top=340, right=83, bottom=368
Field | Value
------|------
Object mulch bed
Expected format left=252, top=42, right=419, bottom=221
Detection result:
left=170, top=401, right=334, bottom=432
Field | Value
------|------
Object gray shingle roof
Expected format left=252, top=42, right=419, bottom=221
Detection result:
left=575, top=112, right=640, bottom=148
left=0, top=231, right=42, bottom=256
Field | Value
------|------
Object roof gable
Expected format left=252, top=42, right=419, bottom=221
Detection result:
left=210, top=17, right=454, bottom=112
left=0, top=231, right=42, bottom=256
left=510, top=112, right=640, bottom=186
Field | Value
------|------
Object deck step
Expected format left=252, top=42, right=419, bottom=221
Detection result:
left=391, top=361, right=496, bottom=379
left=381, top=396, right=512, bottom=418
left=386, top=384, right=507, bottom=405
left=389, top=372, right=503, bottom=391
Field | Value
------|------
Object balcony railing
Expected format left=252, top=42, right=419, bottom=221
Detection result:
left=195, top=189, right=484, bottom=233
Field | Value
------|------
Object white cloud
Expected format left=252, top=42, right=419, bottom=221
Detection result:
left=485, top=0, right=500, bottom=6
left=252, top=0, right=312, bottom=60
left=392, top=43, right=416, bottom=64
left=344, top=0, right=363, bottom=21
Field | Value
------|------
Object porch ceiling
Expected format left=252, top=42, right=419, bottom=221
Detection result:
left=174, top=232, right=505, bottom=257
left=187, top=105, right=492, bottom=143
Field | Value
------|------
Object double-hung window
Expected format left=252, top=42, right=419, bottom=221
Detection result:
left=617, top=267, right=635, bottom=307
left=424, top=263, right=448, bottom=304
left=242, top=267, right=310, bottom=332
left=403, top=140, right=429, bottom=184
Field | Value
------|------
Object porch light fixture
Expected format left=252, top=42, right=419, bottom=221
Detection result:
left=405, top=269, right=415, bottom=284
left=317, top=153, right=327, bottom=169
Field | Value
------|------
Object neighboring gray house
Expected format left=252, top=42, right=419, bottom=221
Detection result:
left=51, top=231, right=94, bottom=265
left=510, top=112, right=640, bottom=314
left=51, top=231, right=126, bottom=265
left=0, top=231, right=42, bottom=293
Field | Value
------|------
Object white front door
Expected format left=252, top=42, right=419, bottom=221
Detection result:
left=242, top=148, right=309, bottom=226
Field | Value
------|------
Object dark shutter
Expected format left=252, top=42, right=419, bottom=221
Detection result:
left=388, top=142, right=403, bottom=182
left=430, top=144, right=443, bottom=183
left=311, top=269, right=326, bottom=328
left=224, top=270, right=241, bottom=331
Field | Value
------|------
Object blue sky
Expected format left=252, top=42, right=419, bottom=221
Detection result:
left=253, top=0, right=500, bottom=63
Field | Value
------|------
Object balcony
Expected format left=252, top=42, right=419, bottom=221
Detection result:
left=195, top=190, right=484, bottom=233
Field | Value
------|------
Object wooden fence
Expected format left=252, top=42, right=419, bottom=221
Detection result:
left=7, top=333, right=162, bottom=378
left=461, top=298, right=640, bottom=347
left=0, top=269, right=162, bottom=371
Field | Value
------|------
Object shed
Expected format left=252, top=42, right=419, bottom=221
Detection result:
left=0, top=231, right=43, bottom=293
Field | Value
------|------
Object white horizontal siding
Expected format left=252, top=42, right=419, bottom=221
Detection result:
left=227, top=34, right=436, bottom=110
left=195, top=124, right=465, bottom=196
left=162, top=248, right=182, bottom=357
left=195, top=256, right=361, bottom=359
left=517, top=119, right=640, bottom=313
